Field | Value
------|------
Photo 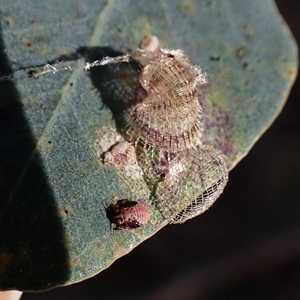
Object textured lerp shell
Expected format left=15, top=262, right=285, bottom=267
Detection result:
left=126, top=49, right=207, bottom=153
left=153, top=147, right=228, bottom=223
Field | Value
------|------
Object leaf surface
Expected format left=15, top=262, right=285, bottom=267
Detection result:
left=0, top=0, right=297, bottom=290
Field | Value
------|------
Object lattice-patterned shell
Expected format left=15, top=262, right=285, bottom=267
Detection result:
left=153, top=147, right=228, bottom=223
left=96, top=48, right=207, bottom=152
left=127, top=49, right=207, bottom=152
left=107, top=199, right=151, bottom=230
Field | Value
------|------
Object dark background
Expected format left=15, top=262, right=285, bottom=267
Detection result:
left=21, top=0, right=299, bottom=299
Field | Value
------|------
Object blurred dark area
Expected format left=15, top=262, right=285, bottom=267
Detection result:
left=21, top=0, right=299, bottom=299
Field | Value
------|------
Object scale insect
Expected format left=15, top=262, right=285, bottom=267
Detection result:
left=86, top=46, right=207, bottom=153
left=106, top=199, right=151, bottom=230
left=135, top=145, right=228, bottom=224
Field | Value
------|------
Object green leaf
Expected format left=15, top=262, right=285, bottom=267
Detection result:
left=0, top=0, right=297, bottom=291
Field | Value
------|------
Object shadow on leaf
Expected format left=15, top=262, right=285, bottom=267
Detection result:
left=0, top=19, right=70, bottom=290
left=77, top=46, right=147, bottom=137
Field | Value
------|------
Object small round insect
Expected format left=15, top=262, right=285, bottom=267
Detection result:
left=106, top=199, right=151, bottom=230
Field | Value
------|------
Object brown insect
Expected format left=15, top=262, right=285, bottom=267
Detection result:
left=106, top=199, right=151, bottom=230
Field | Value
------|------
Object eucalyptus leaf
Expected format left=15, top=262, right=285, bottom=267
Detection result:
left=0, top=0, right=298, bottom=291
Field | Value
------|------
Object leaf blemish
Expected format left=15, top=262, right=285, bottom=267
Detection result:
left=243, top=62, right=249, bottom=69
left=23, top=39, right=33, bottom=49
left=58, top=206, right=72, bottom=218
left=209, top=56, right=220, bottom=61
left=4, top=18, right=14, bottom=27
left=236, top=48, right=246, bottom=58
